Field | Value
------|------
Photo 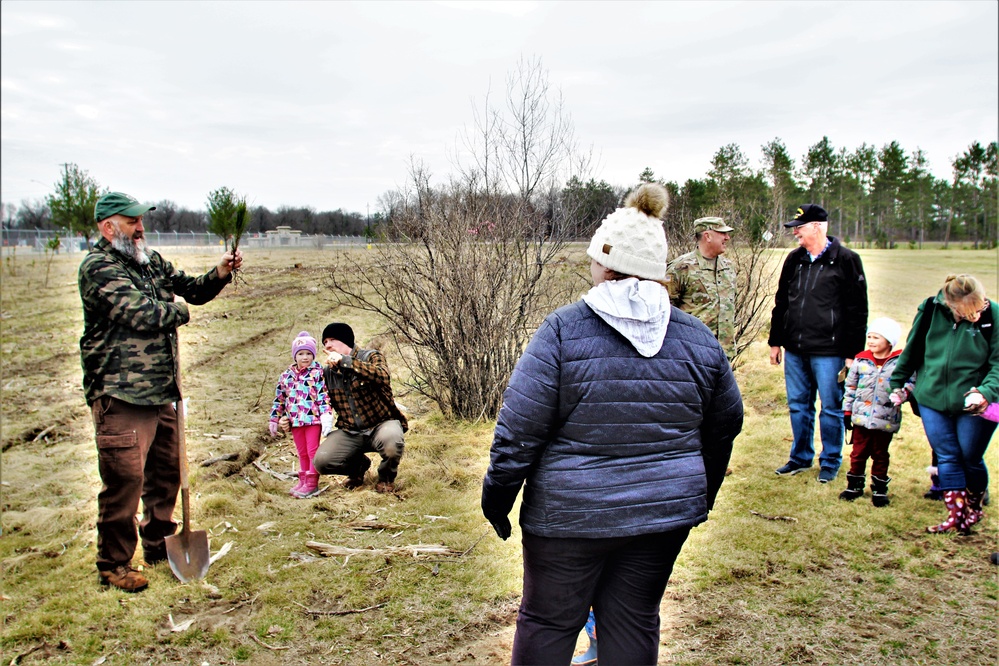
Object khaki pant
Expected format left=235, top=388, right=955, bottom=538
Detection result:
left=313, top=420, right=404, bottom=483
left=92, top=396, right=179, bottom=570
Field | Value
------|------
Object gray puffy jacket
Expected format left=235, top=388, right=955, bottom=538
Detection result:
left=844, top=349, right=915, bottom=433
left=482, top=300, right=744, bottom=539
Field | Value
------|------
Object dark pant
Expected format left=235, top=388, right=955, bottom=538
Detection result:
left=512, top=528, right=691, bottom=666
left=313, top=420, right=404, bottom=482
left=92, top=396, right=180, bottom=569
left=848, top=427, right=893, bottom=478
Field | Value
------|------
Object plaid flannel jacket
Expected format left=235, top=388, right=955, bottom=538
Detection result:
left=322, top=347, right=408, bottom=433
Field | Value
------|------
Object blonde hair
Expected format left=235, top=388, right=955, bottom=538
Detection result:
left=942, top=274, right=986, bottom=307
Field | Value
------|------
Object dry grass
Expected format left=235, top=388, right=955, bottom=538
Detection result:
left=1, top=245, right=997, bottom=665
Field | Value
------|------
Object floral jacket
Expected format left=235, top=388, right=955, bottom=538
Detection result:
left=270, top=361, right=332, bottom=428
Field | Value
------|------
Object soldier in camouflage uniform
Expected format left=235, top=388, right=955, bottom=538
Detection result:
left=665, top=217, right=737, bottom=359
left=79, top=192, right=242, bottom=592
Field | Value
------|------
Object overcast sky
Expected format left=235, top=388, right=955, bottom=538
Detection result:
left=2, top=1, right=997, bottom=215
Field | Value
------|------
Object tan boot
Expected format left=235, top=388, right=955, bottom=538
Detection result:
left=99, top=565, right=149, bottom=592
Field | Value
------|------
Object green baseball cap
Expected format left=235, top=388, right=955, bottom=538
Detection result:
left=694, top=217, right=734, bottom=233
left=94, top=192, right=155, bottom=222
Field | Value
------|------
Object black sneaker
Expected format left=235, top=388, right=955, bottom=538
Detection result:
left=775, top=461, right=810, bottom=476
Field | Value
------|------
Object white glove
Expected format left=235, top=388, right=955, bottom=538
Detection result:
left=965, top=390, right=986, bottom=409
left=320, top=412, right=334, bottom=438
left=889, top=388, right=908, bottom=407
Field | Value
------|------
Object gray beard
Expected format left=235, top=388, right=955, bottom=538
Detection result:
left=110, top=227, right=150, bottom=265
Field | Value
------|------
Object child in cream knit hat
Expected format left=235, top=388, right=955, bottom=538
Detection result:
left=840, top=317, right=915, bottom=507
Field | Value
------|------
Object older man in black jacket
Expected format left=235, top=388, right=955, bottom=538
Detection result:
left=769, top=204, right=868, bottom=484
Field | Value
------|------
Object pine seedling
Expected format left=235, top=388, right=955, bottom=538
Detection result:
left=43, top=236, right=61, bottom=287
left=206, top=186, right=251, bottom=284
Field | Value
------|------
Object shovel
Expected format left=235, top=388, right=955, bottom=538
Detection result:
left=165, top=394, right=211, bottom=582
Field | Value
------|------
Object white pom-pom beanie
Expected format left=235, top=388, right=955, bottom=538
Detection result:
left=586, top=185, right=669, bottom=280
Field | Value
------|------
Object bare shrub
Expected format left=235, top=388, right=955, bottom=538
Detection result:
left=326, top=58, right=590, bottom=419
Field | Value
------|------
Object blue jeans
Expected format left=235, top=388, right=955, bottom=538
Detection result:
left=784, top=351, right=845, bottom=471
left=918, top=404, right=995, bottom=491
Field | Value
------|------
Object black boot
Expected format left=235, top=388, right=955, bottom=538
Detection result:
left=871, top=476, right=891, bottom=507
left=839, top=473, right=865, bottom=501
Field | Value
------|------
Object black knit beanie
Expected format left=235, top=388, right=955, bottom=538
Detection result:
left=321, top=322, right=355, bottom=348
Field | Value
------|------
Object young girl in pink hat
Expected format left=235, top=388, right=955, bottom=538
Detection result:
left=269, top=331, right=333, bottom=498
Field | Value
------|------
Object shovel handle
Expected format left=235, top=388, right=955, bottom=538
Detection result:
left=176, top=386, right=192, bottom=534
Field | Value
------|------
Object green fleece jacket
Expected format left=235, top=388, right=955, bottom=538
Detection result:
left=890, top=292, right=999, bottom=413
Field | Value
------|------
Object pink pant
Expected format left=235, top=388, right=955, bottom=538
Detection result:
left=292, top=425, right=322, bottom=475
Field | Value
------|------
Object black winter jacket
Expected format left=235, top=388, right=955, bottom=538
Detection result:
left=767, top=237, right=868, bottom=358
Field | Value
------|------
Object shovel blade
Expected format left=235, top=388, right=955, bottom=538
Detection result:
left=165, top=529, right=211, bottom=582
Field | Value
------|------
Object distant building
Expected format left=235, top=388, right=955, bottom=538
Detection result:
left=261, top=226, right=304, bottom=247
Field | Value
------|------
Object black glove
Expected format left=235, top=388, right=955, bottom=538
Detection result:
left=843, top=414, right=853, bottom=431
left=481, top=477, right=521, bottom=541
left=488, top=516, right=512, bottom=540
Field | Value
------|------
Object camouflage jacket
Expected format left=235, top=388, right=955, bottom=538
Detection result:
left=666, top=248, right=736, bottom=358
left=323, top=347, right=408, bottom=433
left=79, top=238, right=231, bottom=406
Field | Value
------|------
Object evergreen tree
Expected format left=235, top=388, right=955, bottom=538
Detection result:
left=45, top=163, right=105, bottom=248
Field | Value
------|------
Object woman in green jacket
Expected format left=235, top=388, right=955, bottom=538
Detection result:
left=890, top=274, right=998, bottom=534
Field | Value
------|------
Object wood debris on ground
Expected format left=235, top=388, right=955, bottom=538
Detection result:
left=305, top=540, right=462, bottom=558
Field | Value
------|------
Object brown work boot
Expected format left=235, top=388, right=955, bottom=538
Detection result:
left=342, top=455, right=371, bottom=490
left=375, top=481, right=396, bottom=494
left=99, top=565, right=149, bottom=592
left=343, top=475, right=365, bottom=490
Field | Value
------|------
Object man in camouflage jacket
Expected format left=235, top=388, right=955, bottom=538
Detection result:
left=666, top=217, right=737, bottom=360
left=79, top=192, right=242, bottom=592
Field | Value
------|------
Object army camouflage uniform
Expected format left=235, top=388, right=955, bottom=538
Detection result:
left=79, top=237, right=231, bottom=571
left=666, top=248, right=737, bottom=359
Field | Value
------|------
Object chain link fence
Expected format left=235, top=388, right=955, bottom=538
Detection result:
left=1, top=229, right=369, bottom=255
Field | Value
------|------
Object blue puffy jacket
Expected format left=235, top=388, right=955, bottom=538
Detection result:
left=482, top=300, right=744, bottom=539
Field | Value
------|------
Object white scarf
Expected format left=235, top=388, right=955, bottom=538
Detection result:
left=582, top=278, right=671, bottom=358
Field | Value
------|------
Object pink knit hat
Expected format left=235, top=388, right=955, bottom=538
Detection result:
left=291, top=331, right=317, bottom=360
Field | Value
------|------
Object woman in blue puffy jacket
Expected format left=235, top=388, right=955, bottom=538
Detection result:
left=481, top=183, right=744, bottom=665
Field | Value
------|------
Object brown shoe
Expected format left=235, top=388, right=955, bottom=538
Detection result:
left=99, top=565, right=149, bottom=592
left=342, top=475, right=365, bottom=490
left=375, top=481, right=396, bottom=494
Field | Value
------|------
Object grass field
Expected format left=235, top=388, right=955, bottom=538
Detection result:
left=1, top=244, right=997, bottom=665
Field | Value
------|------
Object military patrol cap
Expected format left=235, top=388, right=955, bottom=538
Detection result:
left=94, top=192, right=155, bottom=222
left=694, top=217, right=735, bottom=234
left=785, top=204, right=828, bottom=227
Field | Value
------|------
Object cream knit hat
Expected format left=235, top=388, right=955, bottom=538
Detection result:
left=586, top=183, right=669, bottom=280
left=867, top=317, right=901, bottom=348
